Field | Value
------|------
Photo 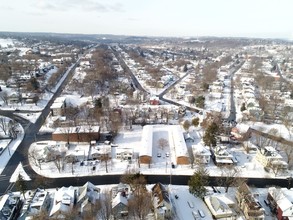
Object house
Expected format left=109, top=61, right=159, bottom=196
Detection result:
left=115, top=148, right=133, bottom=161
left=204, top=195, right=234, bottom=219
left=50, top=97, right=66, bottom=117
left=65, top=144, right=90, bottom=162
left=192, top=144, right=211, bottom=164
left=236, top=183, right=265, bottom=220
left=211, top=146, right=234, bottom=165
left=112, top=184, right=130, bottom=219
left=267, top=187, right=293, bottom=220
left=256, top=146, right=288, bottom=169
left=52, top=125, right=100, bottom=143
left=19, top=188, right=51, bottom=219
left=49, top=186, right=76, bottom=218
left=90, top=144, right=111, bottom=161
left=77, top=182, right=100, bottom=217
left=0, top=193, right=22, bottom=220
left=150, top=96, right=160, bottom=105
left=151, top=183, right=172, bottom=220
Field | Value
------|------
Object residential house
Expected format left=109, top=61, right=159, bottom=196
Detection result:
left=236, top=183, right=265, bottom=220
left=49, top=186, right=76, bottom=218
left=150, top=96, right=160, bottom=105
left=65, top=144, right=90, bottom=163
left=204, top=195, right=234, bottom=219
left=211, top=146, right=234, bottom=165
left=90, top=144, right=111, bottom=161
left=192, top=144, right=211, bottom=164
left=77, top=182, right=100, bottom=217
left=151, top=183, right=172, bottom=220
left=18, top=188, right=51, bottom=220
left=115, top=148, right=133, bottom=161
left=256, top=146, right=288, bottom=170
left=267, top=187, right=293, bottom=220
left=50, top=97, right=66, bottom=117
left=112, top=184, right=130, bottom=219
left=0, top=193, right=22, bottom=220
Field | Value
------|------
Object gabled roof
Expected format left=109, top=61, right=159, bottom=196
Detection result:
left=77, top=181, right=100, bottom=204
left=152, top=183, right=170, bottom=207
left=269, top=187, right=293, bottom=216
left=112, top=192, right=128, bottom=208
left=49, top=186, right=75, bottom=217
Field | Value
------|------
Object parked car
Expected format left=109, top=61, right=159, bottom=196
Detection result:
left=198, top=210, right=205, bottom=218
left=157, top=153, right=161, bottom=157
left=187, top=201, right=194, bottom=208
left=192, top=211, right=200, bottom=219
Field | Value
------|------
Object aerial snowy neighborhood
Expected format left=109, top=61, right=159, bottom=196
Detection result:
left=1, top=33, right=293, bottom=220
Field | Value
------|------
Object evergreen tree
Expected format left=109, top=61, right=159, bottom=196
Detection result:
left=240, top=103, right=246, bottom=112
left=15, top=174, right=27, bottom=199
left=203, top=122, right=219, bottom=147
left=188, top=168, right=209, bottom=199
left=183, top=64, right=188, bottom=72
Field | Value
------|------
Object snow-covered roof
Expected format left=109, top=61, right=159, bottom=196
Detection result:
left=204, top=195, right=233, bottom=218
left=112, top=192, right=128, bottom=208
left=192, top=144, right=211, bottom=156
left=53, top=125, right=100, bottom=134
left=140, top=125, right=153, bottom=157
left=29, top=189, right=49, bottom=214
left=268, top=187, right=293, bottom=216
left=169, top=125, right=188, bottom=158
left=77, top=181, right=100, bottom=204
left=50, top=186, right=75, bottom=217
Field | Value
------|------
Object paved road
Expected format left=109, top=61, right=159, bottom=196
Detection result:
left=0, top=50, right=291, bottom=195
left=0, top=60, right=80, bottom=195
left=226, top=60, right=245, bottom=122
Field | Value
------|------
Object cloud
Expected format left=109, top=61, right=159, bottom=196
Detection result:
left=33, top=0, right=124, bottom=13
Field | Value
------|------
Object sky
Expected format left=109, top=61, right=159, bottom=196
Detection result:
left=0, top=0, right=293, bottom=39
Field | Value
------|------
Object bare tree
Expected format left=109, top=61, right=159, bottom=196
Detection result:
left=100, top=148, right=111, bottom=173
left=0, top=117, right=9, bottom=136
left=30, top=209, right=50, bottom=220
left=28, top=147, right=43, bottom=170
left=218, top=165, right=242, bottom=193
left=281, top=107, right=293, bottom=139
left=97, top=188, right=113, bottom=220
left=281, top=144, right=293, bottom=167
left=128, top=190, right=152, bottom=220
left=0, top=90, right=9, bottom=105
left=46, top=150, right=65, bottom=173
left=120, top=169, right=147, bottom=192
left=266, top=161, right=285, bottom=177
left=182, top=120, right=191, bottom=132
left=158, top=138, right=168, bottom=150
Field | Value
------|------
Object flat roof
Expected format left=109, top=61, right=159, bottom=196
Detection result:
left=53, top=125, right=100, bottom=134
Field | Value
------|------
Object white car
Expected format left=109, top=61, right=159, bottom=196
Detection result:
left=198, top=210, right=205, bottom=218
left=192, top=211, right=199, bottom=219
